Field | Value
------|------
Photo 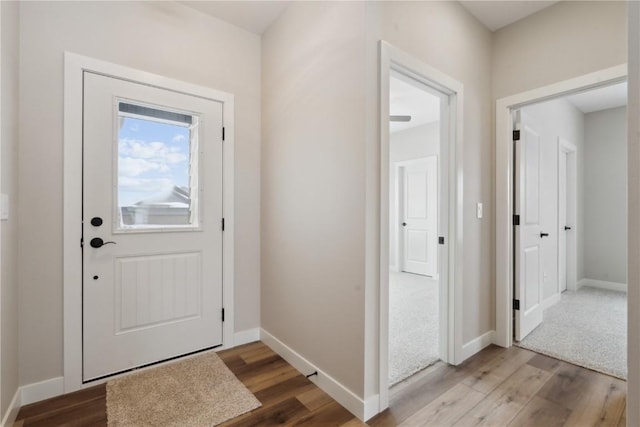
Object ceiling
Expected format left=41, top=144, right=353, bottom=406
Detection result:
left=181, top=1, right=291, bottom=34
left=183, top=1, right=562, bottom=36
left=566, top=82, right=628, bottom=114
left=459, top=1, right=559, bottom=32
left=390, top=73, right=440, bottom=134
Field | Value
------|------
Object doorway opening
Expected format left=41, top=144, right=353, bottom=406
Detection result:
left=512, top=82, right=628, bottom=379
left=378, top=41, right=464, bottom=412
left=495, top=65, right=628, bottom=380
left=388, top=71, right=442, bottom=386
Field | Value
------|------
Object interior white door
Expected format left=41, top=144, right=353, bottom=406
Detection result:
left=401, top=157, right=438, bottom=277
left=559, top=150, right=568, bottom=292
left=82, top=72, right=224, bottom=381
left=514, top=111, right=545, bottom=341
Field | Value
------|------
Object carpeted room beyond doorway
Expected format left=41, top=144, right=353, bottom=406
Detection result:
left=517, top=286, right=627, bottom=379
left=389, top=272, right=439, bottom=385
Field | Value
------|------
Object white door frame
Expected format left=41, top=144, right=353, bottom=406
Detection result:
left=63, top=52, right=235, bottom=392
left=495, top=64, right=626, bottom=348
left=557, top=138, right=577, bottom=294
left=395, top=156, right=438, bottom=277
left=379, top=41, right=464, bottom=411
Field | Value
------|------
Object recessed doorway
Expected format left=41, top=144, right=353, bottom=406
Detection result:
left=388, top=71, right=442, bottom=386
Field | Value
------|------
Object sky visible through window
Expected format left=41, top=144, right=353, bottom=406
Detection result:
left=118, top=116, right=191, bottom=207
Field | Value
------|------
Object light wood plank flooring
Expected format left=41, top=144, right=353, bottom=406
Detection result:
left=369, top=345, right=626, bottom=426
left=14, top=342, right=625, bottom=426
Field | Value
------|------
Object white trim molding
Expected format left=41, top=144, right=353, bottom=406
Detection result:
left=578, top=278, right=627, bottom=293
left=541, top=293, right=561, bottom=311
left=461, top=330, right=495, bottom=361
left=20, top=377, right=64, bottom=407
left=63, top=52, right=235, bottom=393
left=260, top=329, right=377, bottom=421
left=1, top=389, right=20, bottom=427
left=495, top=64, right=627, bottom=348
left=234, top=328, right=261, bottom=346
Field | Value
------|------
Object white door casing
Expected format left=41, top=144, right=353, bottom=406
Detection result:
left=494, top=64, right=626, bottom=348
left=514, top=111, right=545, bottom=341
left=559, top=149, right=568, bottom=292
left=64, top=52, right=235, bottom=392
left=378, top=41, right=464, bottom=413
left=558, top=138, right=577, bottom=293
left=399, top=157, right=438, bottom=277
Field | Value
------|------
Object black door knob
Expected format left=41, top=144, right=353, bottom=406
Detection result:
left=402, top=222, right=407, bottom=226
left=540, top=232, right=549, bottom=238
left=90, top=237, right=116, bottom=248
left=564, top=226, right=572, bottom=231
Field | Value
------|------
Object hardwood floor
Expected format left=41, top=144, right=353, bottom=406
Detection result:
left=14, top=342, right=626, bottom=426
left=14, top=342, right=364, bottom=427
left=369, top=345, right=626, bottom=427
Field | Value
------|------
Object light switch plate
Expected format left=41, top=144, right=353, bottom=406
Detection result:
left=476, top=202, right=483, bottom=219
left=1, top=194, right=8, bottom=221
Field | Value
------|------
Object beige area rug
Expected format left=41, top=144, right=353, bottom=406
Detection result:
left=107, top=352, right=261, bottom=426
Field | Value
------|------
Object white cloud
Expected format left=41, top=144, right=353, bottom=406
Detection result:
left=172, top=134, right=186, bottom=143
left=119, top=138, right=188, bottom=164
left=119, top=157, right=169, bottom=177
left=119, top=176, right=174, bottom=193
left=118, top=138, right=188, bottom=179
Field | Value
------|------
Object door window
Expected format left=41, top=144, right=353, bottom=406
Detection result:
left=116, top=101, right=200, bottom=230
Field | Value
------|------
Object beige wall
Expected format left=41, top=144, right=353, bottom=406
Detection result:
left=493, top=1, right=627, bottom=100
left=262, top=0, right=493, bottom=403
left=584, top=106, right=627, bottom=284
left=1, top=0, right=20, bottom=418
left=261, top=1, right=368, bottom=396
left=372, top=0, right=494, bottom=346
left=18, top=1, right=261, bottom=386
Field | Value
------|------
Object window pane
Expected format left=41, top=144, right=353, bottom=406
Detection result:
left=117, top=101, right=198, bottom=229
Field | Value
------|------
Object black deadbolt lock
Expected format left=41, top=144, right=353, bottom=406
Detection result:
left=91, top=217, right=103, bottom=227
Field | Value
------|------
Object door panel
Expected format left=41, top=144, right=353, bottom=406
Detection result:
left=401, top=157, right=438, bottom=276
left=515, top=112, right=544, bottom=341
left=82, top=72, right=223, bottom=381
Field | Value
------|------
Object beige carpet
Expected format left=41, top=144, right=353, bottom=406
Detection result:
left=107, top=352, right=261, bottom=426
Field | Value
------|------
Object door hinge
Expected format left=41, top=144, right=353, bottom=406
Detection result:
left=438, top=236, right=445, bottom=245
left=222, top=127, right=225, bottom=141
left=513, top=299, right=520, bottom=310
left=221, top=308, right=225, bottom=322
left=513, top=130, right=520, bottom=141
left=513, top=214, right=520, bottom=226
left=221, top=218, right=225, bottom=231
left=80, top=238, right=84, bottom=248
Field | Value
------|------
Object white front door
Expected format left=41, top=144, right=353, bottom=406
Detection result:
left=82, top=72, right=224, bottom=381
left=514, top=111, right=545, bottom=341
left=400, top=157, right=438, bottom=277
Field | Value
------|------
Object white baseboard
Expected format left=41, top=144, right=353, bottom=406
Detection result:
left=461, top=330, right=495, bottom=362
left=578, top=278, right=627, bottom=293
left=260, top=328, right=376, bottom=421
left=542, top=293, right=561, bottom=311
left=1, top=388, right=21, bottom=427
left=20, top=377, right=64, bottom=406
left=234, top=328, right=261, bottom=346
